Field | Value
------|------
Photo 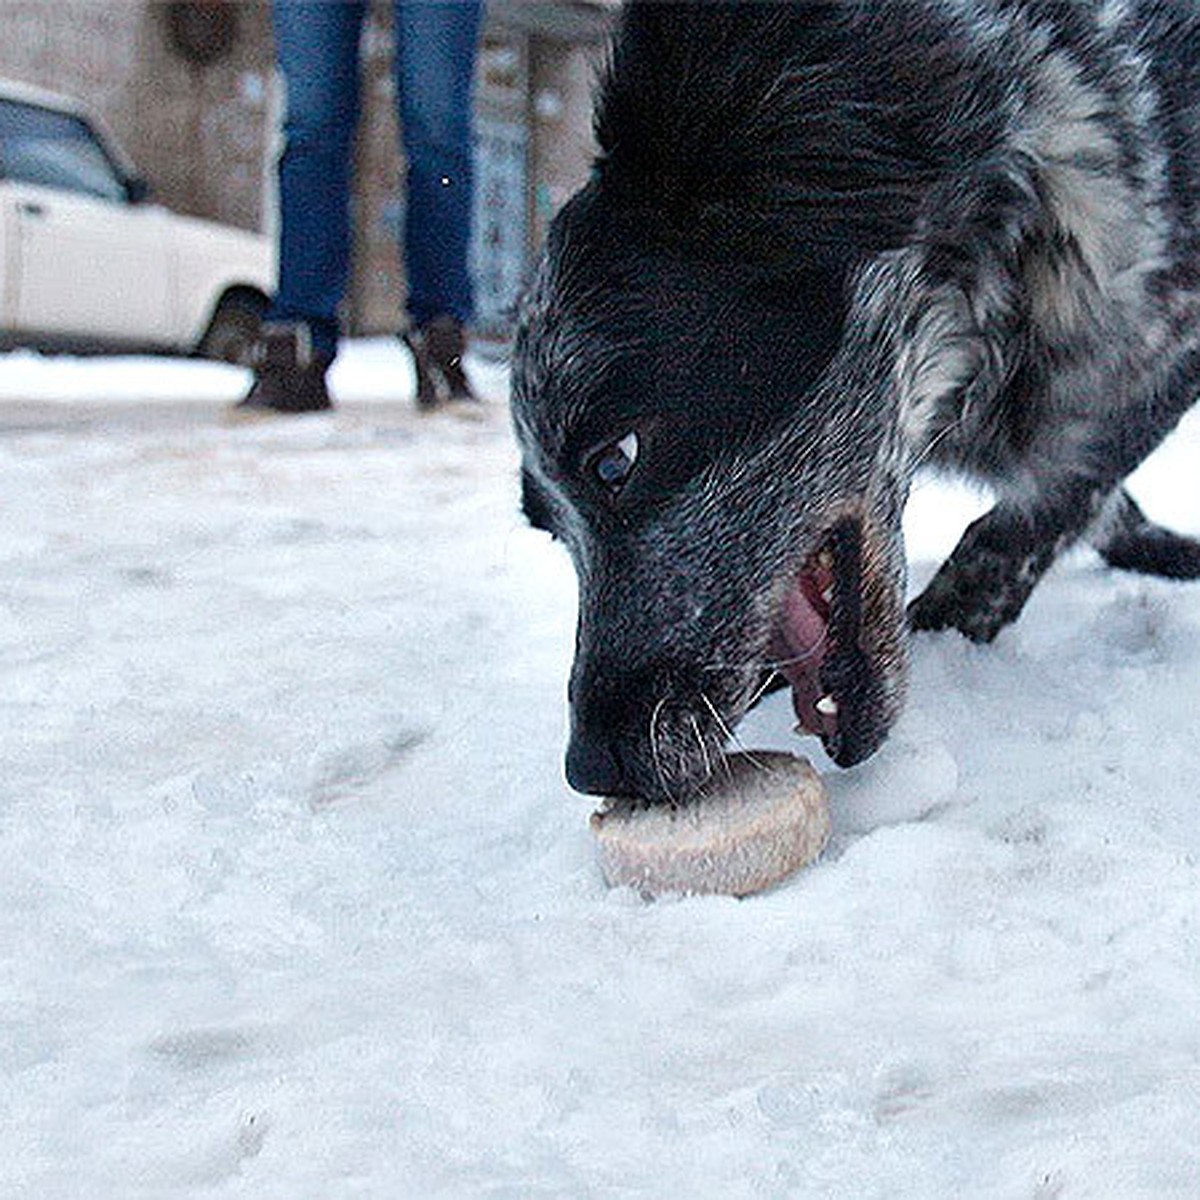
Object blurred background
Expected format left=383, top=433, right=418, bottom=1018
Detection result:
left=0, top=0, right=618, bottom=347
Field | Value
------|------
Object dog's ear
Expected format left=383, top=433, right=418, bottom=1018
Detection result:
left=882, top=136, right=1155, bottom=459
left=834, top=243, right=996, bottom=460
left=846, top=162, right=1053, bottom=456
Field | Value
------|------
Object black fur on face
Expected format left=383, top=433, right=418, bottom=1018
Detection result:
left=513, top=0, right=1200, bottom=802
left=513, top=183, right=909, bottom=800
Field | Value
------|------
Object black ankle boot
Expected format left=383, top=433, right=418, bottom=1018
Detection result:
left=404, top=316, right=477, bottom=409
left=230, top=322, right=333, bottom=418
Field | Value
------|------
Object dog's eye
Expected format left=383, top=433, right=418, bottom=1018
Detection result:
left=588, top=431, right=639, bottom=495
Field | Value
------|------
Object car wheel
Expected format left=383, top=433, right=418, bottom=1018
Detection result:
left=197, top=292, right=266, bottom=365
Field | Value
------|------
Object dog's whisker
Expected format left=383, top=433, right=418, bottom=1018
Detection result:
left=702, top=639, right=830, bottom=677
left=699, top=691, right=783, bottom=779
left=712, top=742, right=735, bottom=783
left=910, top=412, right=966, bottom=473
left=648, top=695, right=676, bottom=804
left=689, top=713, right=713, bottom=781
left=698, top=691, right=735, bottom=743
left=702, top=638, right=830, bottom=675
left=745, top=668, right=783, bottom=711
left=762, top=635, right=830, bottom=673
left=697, top=692, right=774, bottom=777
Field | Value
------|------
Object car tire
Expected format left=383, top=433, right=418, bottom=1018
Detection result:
left=197, top=292, right=266, bottom=365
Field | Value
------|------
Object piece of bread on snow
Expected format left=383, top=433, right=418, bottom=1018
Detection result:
left=590, top=751, right=829, bottom=897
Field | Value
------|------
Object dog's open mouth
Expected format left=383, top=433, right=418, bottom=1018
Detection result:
left=768, top=517, right=887, bottom=767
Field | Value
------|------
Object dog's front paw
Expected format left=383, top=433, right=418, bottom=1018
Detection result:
left=908, top=523, right=1049, bottom=643
left=907, top=570, right=1015, bottom=642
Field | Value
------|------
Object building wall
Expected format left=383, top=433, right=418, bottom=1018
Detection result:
left=0, top=1, right=275, bottom=234
left=0, top=0, right=613, bottom=337
left=528, top=33, right=607, bottom=254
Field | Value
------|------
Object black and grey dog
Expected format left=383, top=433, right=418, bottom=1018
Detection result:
left=511, top=0, right=1200, bottom=802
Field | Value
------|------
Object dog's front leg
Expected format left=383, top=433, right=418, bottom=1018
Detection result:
left=908, top=335, right=1200, bottom=642
left=907, top=487, right=1104, bottom=643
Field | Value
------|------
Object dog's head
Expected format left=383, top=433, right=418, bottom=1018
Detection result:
left=507, top=1, right=985, bottom=801
left=512, top=185, right=913, bottom=801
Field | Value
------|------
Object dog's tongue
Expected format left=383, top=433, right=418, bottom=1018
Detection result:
left=782, top=579, right=827, bottom=657
left=775, top=571, right=836, bottom=738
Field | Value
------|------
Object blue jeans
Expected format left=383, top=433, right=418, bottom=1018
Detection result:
left=268, top=0, right=483, bottom=355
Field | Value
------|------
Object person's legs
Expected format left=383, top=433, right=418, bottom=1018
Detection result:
left=393, top=0, right=482, bottom=331
left=269, top=0, right=367, bottom=357
left=235, top=0, right=366, bottom=417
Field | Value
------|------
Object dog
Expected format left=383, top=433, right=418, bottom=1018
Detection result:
left=511, top=0, right=1200, bottom=803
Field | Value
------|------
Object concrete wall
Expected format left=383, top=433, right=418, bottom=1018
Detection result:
left=528, top=31, right=607, bottom=254
left=0, top=2, right=276, bottom=234
left=0, top=0, right=615, bottom=337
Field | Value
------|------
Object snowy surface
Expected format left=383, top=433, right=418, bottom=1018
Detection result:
left=3, top=339, right=1200, bottom=1197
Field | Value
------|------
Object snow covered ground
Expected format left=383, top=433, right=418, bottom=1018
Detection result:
left=3, top=339, right=1200, bottom=1197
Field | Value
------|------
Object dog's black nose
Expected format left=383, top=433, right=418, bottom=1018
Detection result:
left=565, top=729, right=628, bottom=797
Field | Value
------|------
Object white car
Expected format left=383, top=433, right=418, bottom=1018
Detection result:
left=0, top=79, right=275, bottom=363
